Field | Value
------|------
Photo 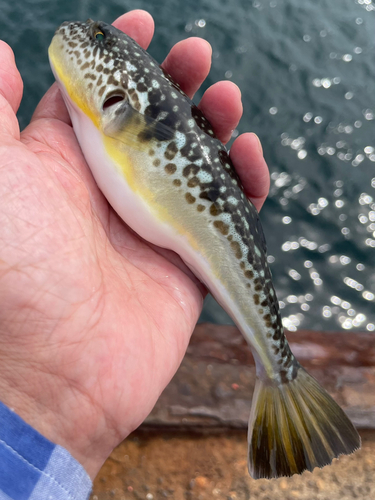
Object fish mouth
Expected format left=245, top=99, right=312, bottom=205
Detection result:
left=48, top=25, right=102, bottom=129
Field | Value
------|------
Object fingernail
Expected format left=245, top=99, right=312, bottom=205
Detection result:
left=251, top=133, right=263, bottom=155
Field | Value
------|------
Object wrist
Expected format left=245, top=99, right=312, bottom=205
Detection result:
left=0, top=399, right=93, bottom=499
left=0, top=357, right=123, bottom=479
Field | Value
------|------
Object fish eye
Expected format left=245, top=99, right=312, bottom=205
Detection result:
left=95, top=31, right=105, bottom=40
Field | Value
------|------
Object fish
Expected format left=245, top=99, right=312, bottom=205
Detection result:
left=48, top=19, right=360, bottom=479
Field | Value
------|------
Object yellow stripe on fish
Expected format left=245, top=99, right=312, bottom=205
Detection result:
left=49, top=19, right=360, bottom=479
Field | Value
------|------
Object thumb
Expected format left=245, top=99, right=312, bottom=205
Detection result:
left=0, top=41, right=23, bottom=139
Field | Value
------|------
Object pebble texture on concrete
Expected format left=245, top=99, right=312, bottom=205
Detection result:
left=91, top=430, right=375, bottom=500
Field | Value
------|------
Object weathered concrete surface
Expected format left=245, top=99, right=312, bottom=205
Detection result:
left=145, top=324, right=375, bottom=429
left=91, top=429, right=375, bottom=500
left=90, top=324, right=375, bottom=499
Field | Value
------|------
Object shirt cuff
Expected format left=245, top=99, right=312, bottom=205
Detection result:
left=0, top=400, right=92, bottom=500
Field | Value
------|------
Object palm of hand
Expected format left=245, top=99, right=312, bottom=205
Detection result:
left=0, top=11, right=269, bottom=477
left=1, top=74, right=203, bottom=474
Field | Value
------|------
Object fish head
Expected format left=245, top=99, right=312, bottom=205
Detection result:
left=48, top=19, right=155, bottom=138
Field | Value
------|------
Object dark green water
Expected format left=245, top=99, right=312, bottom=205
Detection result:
left=2, top=0, right=374, bottom=332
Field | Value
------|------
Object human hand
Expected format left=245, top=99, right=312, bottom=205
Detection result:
left=0, top=10, right=269, bottom=478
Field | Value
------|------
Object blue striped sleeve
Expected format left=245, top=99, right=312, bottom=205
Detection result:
left=0, top=401, right=92, bottom=500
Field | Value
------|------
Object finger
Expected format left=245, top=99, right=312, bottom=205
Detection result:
left=230, top=133, right=270, bottom=212
left=31, top=82, right=71, bottom=125
left=0, top=41, right=23, bottom=138
left=112, top=9, right=154, bottom=49
left=198, top=81, right=242, bottom=144
left=161, top=37, right=212, bottom=99
left=31, top=10, right=155, bottom=125
left=0, top=41, right=23, bottom=114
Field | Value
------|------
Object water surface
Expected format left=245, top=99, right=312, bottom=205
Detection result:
left=2, top=0, right=374, bottom=332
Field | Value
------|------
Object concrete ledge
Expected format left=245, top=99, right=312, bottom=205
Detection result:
left=145, top=323, right=375, bottom=429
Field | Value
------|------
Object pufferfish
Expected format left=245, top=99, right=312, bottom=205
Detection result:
left=48, top=19, right=360, bottom=479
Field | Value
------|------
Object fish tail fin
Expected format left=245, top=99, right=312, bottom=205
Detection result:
left=248, top=366, right=361, bottom=479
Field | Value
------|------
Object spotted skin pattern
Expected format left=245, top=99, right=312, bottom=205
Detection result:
left=51, top=20, right=299, bottom=384
left=49, top=21, right=363, bottom=480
